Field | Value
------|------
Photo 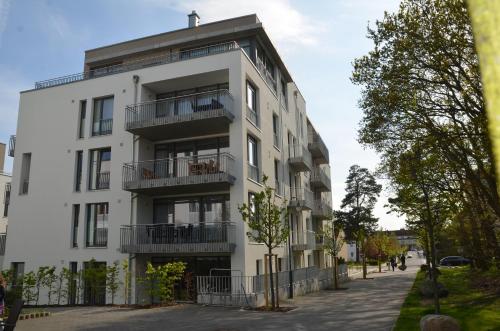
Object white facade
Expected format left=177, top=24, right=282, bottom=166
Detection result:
left=4, top=14, right=333, bottom=304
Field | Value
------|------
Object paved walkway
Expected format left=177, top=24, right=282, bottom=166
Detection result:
left=17, top=258, right=422, bottom=331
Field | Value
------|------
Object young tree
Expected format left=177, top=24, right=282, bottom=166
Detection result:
left=106, top=261, right=121, bottom=305
left=155, top=262, right=186, bottom=304
left=238, top=175, right=289, bottom=309
left=140, top=262, right=160, bottom=305
left=321, top=218, right=345, bottom=289
left=370, top=230, right=391, bottom=272
left=121, top=259, right=131, bottom=305
left=35, top=266, right=50, bottom=305
left=44, top=266, right=57, bottom=305
left=22, top=271, right=37, bottom=305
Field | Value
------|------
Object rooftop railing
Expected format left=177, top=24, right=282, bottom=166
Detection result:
left=34, top=41, right=239, bottom=90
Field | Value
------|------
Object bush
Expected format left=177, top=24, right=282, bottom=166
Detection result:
left=419, top=279, right=449, bottom=298
left=337, top=257, right=346, bottom=265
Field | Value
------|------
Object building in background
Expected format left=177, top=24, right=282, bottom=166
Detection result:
left=0, top=142, right=11, bottom=267
left=4, top=12, right=333, bottom=305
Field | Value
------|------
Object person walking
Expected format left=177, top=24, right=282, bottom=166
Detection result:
left=401, top=254, right=406, bottom=267
left=390, top=257, right=396, bottom=271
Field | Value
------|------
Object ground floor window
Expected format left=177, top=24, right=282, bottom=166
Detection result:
left=83, top=260, right=106, bottom=305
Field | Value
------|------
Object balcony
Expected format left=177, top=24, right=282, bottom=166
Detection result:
left=308, top=131, right=329, bottom=164
left=122, top=153, right=235, bottom=195
left=291, top=231, right=316, bottom=251
left=312, top=199, right=333, bottom=220
left=120, top=222, right=236, bottom=254
left=125, top=90, right=234, bottom=141
left=0, top=233, right=5, bottom=255
left=8, top=135, right=15, bottom=157
left=288, top=144, right=312, bottom=172
left=34, top=41, right=239, bottom=89
left=288, top=187, right=314, bottom=210
left=310, top=166, right=331, bottom=192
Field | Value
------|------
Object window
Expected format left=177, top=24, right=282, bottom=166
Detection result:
left=247, top=135, right=259, bottom=182
left=11, top=262, right=25, bottom=287
left=274, top=159, right=281, bottom=195
left=280, top=79, right=288, bottom=110
left=72, top=205, right=80, bottom=248
left=88, top=148, right=111, bottom=190
left=68, top=262, right=78, bottom=305
left=19, top=153, right=31, bottom=195
left=83, top=260, right=106, bottom=304
left=92, top=96, right=113, bottom=136
left=256, top=259, right=262, bottom=275
left=86, top=202, right=108, bottom=247
left=75, top=151, right=83, bottom=192
left=78, top=100, right=86, bottom=139
left=300, top=113, right=304, bottom=138
left=273, top=114, right=280, bottom=148
left=3, top=183, right=10, bottom=217
left=153, top=195, right=229, bottom=224
left=246, top=81, right=258, bottom=126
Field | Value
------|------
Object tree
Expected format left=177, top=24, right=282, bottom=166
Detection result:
left=22, top=271, right=36, bottom=305
left=155, top=262, right=186, bottom=304
left=352, top=0, right=499, bottom=269
left=238, top=175, right=289, bottom=309
left=370, top=229, right=391, bottom=272
left=336, top=165, right=381, bottom=279
left=35, top=266, right=50, bottom=305
left=121, top=259, right=131, bottom=305
left=106, top=261, right=121, bottom=305
left=321, top=218, right=345, bottom=289
left=140, top=262, right=159, bottom=305
left=44, top=266, right=57, bottom=305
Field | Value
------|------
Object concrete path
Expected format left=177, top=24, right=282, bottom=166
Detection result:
left=17, top=255, right=422, bottom=331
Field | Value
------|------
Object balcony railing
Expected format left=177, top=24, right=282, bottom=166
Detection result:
left=86, top=228, right=108, bottom=248
left=122, top=153, right=235, bottom=194
left=308, top=131, right=329, bottom=164
left=247, top=163, right=260, bottom=183
left=246, top=106, right=259, bottom=127
left=310, top=166, right=331, bottom=192
left=8, top=135, right=15, bottom=157
left=125, top=90, right=234, bottom=140
left=291, top=231, right=307, bottom=251
left=288, top=187, right=314, bottom=210
left=0, top=233, right=5, bottom=255
left=92, top=119, right=113, bottom=136
left=288, top=144, right=312, bottom=172
left=120, top=222, right=236, bottom=254
left=34, top=41, right=240, bottom=89
left=312, top=199, right=333, bottom=220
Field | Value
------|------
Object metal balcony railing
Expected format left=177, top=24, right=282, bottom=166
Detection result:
left=122, top=153, right=235, bottom=192
left=288, top=187, right=314, bottom=210
left=247, top=163, right=260, bottom=183
left=312, top=199, right=333, bottom=219
left=291, top=231, right=307, bottom=251
left=310, top=166, right=331, bottom=192
left=308, top=131, right=329, bottom=164
left=86, top=228, right=108, bottom=248
left=34, top=41, right=240, bottom=89
left=92, top=119, right=113, bottom=136
left=288, top=144, right=312, bottom=172
left=0, top=233, right=5, bottom=255
left=120, top=222, right=236, bottom=254
left=8, top=135, right=15, bottom=157
left=125, top=90, right=234, bottom=135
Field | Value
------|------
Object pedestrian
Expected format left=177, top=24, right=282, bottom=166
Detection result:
left=0, top=274, right=6, bottom=320
left=390, top=257, right=396, bottom=271
left=401, top=254, right=406, bottom=266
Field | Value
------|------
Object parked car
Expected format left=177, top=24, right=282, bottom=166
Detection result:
left=439, top=256, right=470, bottom=266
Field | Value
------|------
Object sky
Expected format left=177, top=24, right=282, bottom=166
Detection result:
left=0, top=0, right=405, bottom=230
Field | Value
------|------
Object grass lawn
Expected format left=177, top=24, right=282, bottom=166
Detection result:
left=394, top=266, right=500, bottom=331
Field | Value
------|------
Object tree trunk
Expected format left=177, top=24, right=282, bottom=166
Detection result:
left=268, top=249, right=275, bottom=309
left=378, top=252, right=382, bottom=273
left=428, top=220, right=441, bottom=314
left=333, top=255, right=339, bottom=290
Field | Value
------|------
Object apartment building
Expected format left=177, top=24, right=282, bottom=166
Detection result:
left=0, top=142, right=11, bottom=267
left=4, top=12, right=333, bottom=305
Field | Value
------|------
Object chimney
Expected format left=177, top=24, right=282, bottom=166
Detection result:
left=188, top=10, right=200, bottom=28
left=0, top=143, right=5, bottom=173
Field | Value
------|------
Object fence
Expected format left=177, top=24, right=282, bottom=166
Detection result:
left=196, top=264, right=349, bottom=307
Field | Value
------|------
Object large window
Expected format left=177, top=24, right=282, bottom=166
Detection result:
left=19, top=153, right=31, bottom=195
left=246, top=81, right=258, bottom=126
left=92, top=96, right=113, bottom=136
left=85, top=203, right=108, bottom=247
left=88, top=148, right=111, bottom=190
left=153, top=195, right=229, bottom=224
left=247, top=135, right=259, bottom=182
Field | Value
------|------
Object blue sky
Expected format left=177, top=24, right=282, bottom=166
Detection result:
left=0, top=0, right=404, bottom=229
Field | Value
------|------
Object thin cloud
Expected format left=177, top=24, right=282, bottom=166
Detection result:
left=0, top=0, right=11, bottom=47
left=145, top=0, right=326, bottom=52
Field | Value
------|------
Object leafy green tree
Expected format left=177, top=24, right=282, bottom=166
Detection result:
left=22, top=271, right=37, bottom=305
left=44, top=266, right=57, bottom=305
left=140, top=262, right=160, bottom=305
left=121, top=259, right=131, bottom=305
left=83, top=259, right=107, bottom=305
left=336, top=165, right=381, bottom=278
left=106, top=261, right=121, bottom=305
left=238, top=175, right=289, bottom=309
left=370, top=229, right=391, bottom=272
left=35, top=266, right=51, bottom=305
left=56, top=267, right=66, bottom=305
left=155, top=262, right=186, bottom=304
